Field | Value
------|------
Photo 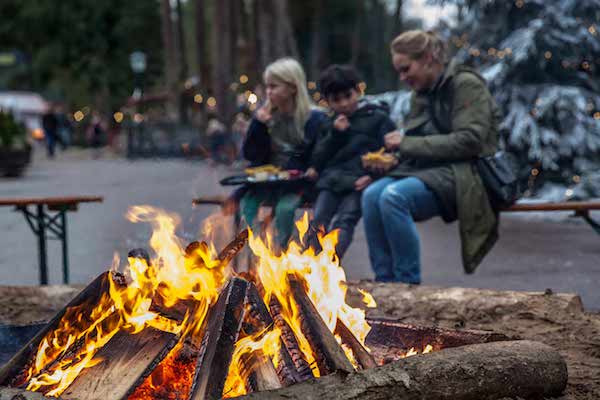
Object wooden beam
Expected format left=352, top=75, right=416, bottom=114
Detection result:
left=235, top=340, right=568, bottom=400
left=61, top=328, right=177, bottom=400
left=333, top=320, right=376, bottom=370
left=188, top=278, right=251, bottom=400
left=287, top=275, right=354, bottom=376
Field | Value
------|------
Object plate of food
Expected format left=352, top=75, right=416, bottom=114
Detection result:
left=361, top=148, right=398, bottom=170
left=220, top=165, right=305, bottom=186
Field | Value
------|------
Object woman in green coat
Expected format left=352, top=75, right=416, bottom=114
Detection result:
left=362, top=30, right=500, bottom=283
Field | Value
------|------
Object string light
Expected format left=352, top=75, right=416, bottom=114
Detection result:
left=531, top=168, right=540, bottom=176
left=239, top=74, right=249, bottom=84
left=312, top=92, right=321, bottom=101
left=589, top=25, right=597, bottom=35
left=565, top=188, right=574, bottom=197
left=544, top=51, right=552, bottom=60
left=582, top=61, right=590, bottom=70
left=248, top=93, right=258, bottom=104
left=358, top=82, right=367, bottom=93
left=207, top=97, right=217, bottom=107
left=194, top=94, right=203, bottom=104
left=594, top=112, right=600, bottom=120
left=515, top=0, right=524, bottom=8
left=133, top=113, right=144, bottom=123
left=73, top=111, right=84, bottom=122
left=573, top=175, right=581, bottom=183
left=113, top=112, right=124, bottom=123
left=307, top=81, right=317, bottom=90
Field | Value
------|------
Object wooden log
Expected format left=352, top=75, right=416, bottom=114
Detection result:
left=287, top=275, right=354, bottom=376
left=188, top=277, right=251, bottom=400
left=0, top=272, right=116, bottom=387
left=268, top=296, right=314, bottom=382
left=217, top=229, right=248, bottom=267
left=333, top=320, right=376, bottom=370
left=0, top=386, right=59, bottom=399
left=239, top=351, right=282, bottom=394
left=60, top=328, right=177, bottom=400
left=235, top=340, right=568, bottom=400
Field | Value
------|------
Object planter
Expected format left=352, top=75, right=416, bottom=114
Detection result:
left=0, top=145, right=32, bottom=177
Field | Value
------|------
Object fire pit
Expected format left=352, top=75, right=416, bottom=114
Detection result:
left=0, top=208, right=568, bottom=399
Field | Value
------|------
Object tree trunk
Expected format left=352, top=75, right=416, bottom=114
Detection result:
left=273, top=0, right=299, bottom=59
left=161, top=0, right=178, bottom=117
left=309, top=0, right=324, bottom=80
left=175, top=0, right=188, bottom=123
left=236, top=340, right=568, bottom=400
left=393, top=0, right=403, bottom=35
left=255, top=0, right=273, bottom=70
left=194, top=0, right=210, bottom=89
left=211, top=0, right=234, bottom=122
left=350, top=0, right=363, bottom=66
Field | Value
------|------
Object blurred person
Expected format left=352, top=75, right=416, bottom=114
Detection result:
left=304, top=64, right=396, bottom=259
left=241, top=57, right=327, bottom=250
left=42, top=103, right=64, bottom=158
left=87, top=112, right=106, bottom=158
left=361, top=30, right=500, bottom=283
left=206, top=116, right=229, bottom=164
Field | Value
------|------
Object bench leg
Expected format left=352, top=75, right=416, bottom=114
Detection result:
left=36, top=205, right=49, bottom=285
left=577, top=210, right=600, bottom=235
left=61, top=210, right=69, bottom=284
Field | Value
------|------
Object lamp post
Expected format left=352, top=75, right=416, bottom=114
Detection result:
left=128, top=51, right=147, bottom=157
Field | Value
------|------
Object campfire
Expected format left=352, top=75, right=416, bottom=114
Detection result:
left=0, top=208, right=568, bottom=400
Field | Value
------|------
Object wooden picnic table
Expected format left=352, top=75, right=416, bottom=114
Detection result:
left=0, top=196, right=103, bottom=285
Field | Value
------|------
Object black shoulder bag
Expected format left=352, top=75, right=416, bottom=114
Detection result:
left=427, top=80, right=520, bottom=209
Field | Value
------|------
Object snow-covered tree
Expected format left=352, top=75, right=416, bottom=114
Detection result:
left=437, top=0, right=600, bottom=198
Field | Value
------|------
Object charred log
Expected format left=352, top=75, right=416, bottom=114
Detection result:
left=333, top=320, right=376, bottom=370
left=287, top=275, right=354, bottom=376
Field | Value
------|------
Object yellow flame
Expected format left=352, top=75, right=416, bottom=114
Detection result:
left=358, top=289, right=377, bottom=308
left=25, top=206, right=228, bottom=396
left=223, top=327, right=282, bottom=398
left=249, top=212, right=372, bottom=375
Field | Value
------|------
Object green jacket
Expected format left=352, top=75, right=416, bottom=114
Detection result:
left=388, top=59, right=500, bottom=273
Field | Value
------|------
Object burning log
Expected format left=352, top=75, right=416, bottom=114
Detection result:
left=0, top=272, right=116, bottom=388
left=217, top=229, right=248, bottom=267
left=60, top=328, right=178, bottom=400
left=268, top=296, right=314, bottom=383
left=235, top=340, right=568, bottom=400
left=238, top=351, right=281, bottom=394
left=333, top=320, right=376, bottom=370
left=242, top=286, right=308, bottom=388
left=188, top=278, right=252, bottom=400
left=287, top=275, right=355, bottom=376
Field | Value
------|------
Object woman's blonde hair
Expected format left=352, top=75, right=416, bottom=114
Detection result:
left=390, top=30, right=447, bottom=64
left=264, top=57, right=314, bottom=137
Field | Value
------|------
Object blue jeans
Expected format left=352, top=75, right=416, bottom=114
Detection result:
left=361, top=177, right=441, bottom=284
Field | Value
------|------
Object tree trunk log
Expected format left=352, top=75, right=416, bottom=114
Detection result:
left=236, top=340, right=568, bottom=400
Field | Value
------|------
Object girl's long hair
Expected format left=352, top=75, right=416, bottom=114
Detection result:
left=264, top=57, right=315, bottom=139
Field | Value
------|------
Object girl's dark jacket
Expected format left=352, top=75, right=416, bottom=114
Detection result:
left=389, top=59, right=501, bottom=274
left=310, top=100, right=396, bottom=193
left=242, top=109, right=327, bottom=171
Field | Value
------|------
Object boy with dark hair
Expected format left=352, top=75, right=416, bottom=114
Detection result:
left=305, top=64, right=396, bottom=259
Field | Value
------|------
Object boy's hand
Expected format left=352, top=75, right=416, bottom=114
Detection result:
left=384, top=130, right=404, bottom=150
left=333, top=114, right=350, bottom=131
left=304, top=167, right=319, bottom=181
left=255, top=102, right=272, bottom=123
left=354, top=175, right=373, bottom=191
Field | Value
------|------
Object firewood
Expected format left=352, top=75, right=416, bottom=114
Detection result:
left=239, top=351, right=282, bottom=393
left=0, top=272, right=116, bottom=387
left=62, top=328, right=177, bottom=400
left=217, top=229, right=249, bottom=267
left=287, top=275, right=354, bottom=376
left=188, top=278, right=251, bottom=400
left=268, top=296, right=314, bottom=382
left=333, top=319, right=376, bottom=370
left=235, top=340, right=568, bottom=400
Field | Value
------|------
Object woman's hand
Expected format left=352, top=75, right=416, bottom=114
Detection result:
left=354, top=175, right=373, bottom=191
left=304, top=167, right=319, bottom=181
left=255, top=101, right=272, bottom=123
left=384, top=130, right=404, bottom=150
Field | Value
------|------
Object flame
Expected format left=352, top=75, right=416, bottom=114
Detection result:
left=358, top=289, right=377, bottom=308
left=24, top=207, right=374, bottom=397
left=400, top=344, right=434, bottom=358
left=24, top=206, right=228, bottom=397
left=249, top=212, right=372, bottom=375
left=222, top=327, right=282, bottom=398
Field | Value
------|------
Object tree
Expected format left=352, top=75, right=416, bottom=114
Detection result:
left=0, top=0, right=163, bottom=113
left=434, top=0, right=600, bottom=197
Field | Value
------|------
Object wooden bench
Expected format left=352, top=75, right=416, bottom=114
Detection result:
left=0, top=196, right=104, bottom=284
left=193, top=196, right=600, bottom=235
